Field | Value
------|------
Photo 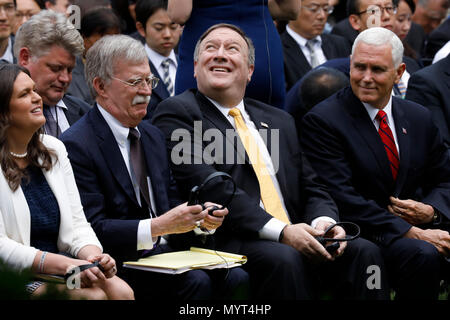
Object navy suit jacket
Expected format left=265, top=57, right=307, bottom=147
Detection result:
left=406, top=55, right=450, bottom=149
left=301, top=87, right=450, bottom=246
left=60, top=105, right=181, bottom=262
left=152, top=89, right=339, bottom=252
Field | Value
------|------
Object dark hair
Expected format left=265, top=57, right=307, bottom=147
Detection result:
left=80, top=7, right=121, bottom=38
left=347, top=0, right=361, bottom=16
left=0, top=64, right=55, bottom=191
left=194, top=23, right=255, bottom=66
left=300, top=67, right=349, bottom=111
left=135, top=0, right=168, bottom=28
left=401, top=0, right=416, bottom=13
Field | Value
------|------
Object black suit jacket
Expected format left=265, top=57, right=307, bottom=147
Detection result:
left=406, top=55, right=450, bottom=149
left=424, top=18, right=450, bottom=60
left=152, top=89, right=339, bottom=252
left=66, top=57, right=94, bottom=105
left=60, top=105, right=181, bottom=263
left=281, top=32, right=351, bottom=90
left=61, top=94, right=91, bottom=126
left=331, top=19, right=358, bottom=47
left=301, top=87, right=450, bottom=246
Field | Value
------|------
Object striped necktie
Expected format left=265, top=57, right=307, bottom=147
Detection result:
left=396, top=79, right=407, bottom=99
left=305, top=39, right=320, bottom=68
left=228, top=108, right=290, bottom=224
left=376, top=110, right=399, bottom=180
left=161, top=58, right=174, bottom=96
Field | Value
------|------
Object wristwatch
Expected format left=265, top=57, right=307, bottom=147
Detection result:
left=432, top=208, right=441, bottom=224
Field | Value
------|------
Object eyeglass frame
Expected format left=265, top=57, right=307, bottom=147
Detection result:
left=112, top=75, right=159, bottom=89
left=301, top=4, right=334, bottom=15
left=356, top=5, right=398, bottom=16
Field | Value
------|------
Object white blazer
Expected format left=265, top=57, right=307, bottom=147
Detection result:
left=0, top=134, right=102, bottom=272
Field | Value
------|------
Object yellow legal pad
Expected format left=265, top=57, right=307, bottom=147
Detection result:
left=123, top=247, right=247, bottom=274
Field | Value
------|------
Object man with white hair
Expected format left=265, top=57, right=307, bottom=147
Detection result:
left=301, top=27, right=450, bottom=299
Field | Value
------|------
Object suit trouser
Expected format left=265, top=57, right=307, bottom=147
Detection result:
left=238, top=237, right=388, bottom=299
left=382, top=238, right=443, bottom=299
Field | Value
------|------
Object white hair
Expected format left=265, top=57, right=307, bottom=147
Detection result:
left=14, top=10, right=84, bottom=59
left=85, top=35, right=148, bottom=98
left=352, top=27, right=404, bottom=68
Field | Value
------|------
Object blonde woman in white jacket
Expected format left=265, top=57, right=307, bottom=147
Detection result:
left=0, top=64, right=133, bottom=300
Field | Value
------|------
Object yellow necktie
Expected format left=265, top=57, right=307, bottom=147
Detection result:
left=228, top=108, right=290, bottom=224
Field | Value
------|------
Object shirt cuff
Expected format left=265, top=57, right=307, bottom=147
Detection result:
left=258, top=218, right=287, bottom=242
left=311, top=216, right=337, bottom=229
left=137, top=219, right=158, bottom=251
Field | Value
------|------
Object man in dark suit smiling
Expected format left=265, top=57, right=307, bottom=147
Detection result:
left=153, top=23, right=388, bottom=300
left=301, top=27, right=450, bottom=299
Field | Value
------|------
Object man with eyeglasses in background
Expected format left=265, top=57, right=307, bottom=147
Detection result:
left=0, top=0, right=16, bottom=64
left=12, top=0, right=41, bottom=34
left=320, top=0, right=420, bottom=97
left=60, top=34, right=249, bottom=300
left=281, top=0, right=351, bottom=90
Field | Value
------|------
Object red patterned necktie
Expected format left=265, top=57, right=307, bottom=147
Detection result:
left=376, top=110, right=399, bottom=180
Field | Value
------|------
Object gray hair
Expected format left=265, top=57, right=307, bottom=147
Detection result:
left=352, top=27, right=404, bottom=68
left=193, top=23, right=255, bottom=67
left=85, top=34, right=148, bottom=98
left=14, top=10, right=84, bottom=59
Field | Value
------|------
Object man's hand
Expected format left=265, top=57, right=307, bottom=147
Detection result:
left=281, top=223, right=333, bottom=263
left=151, top=202, right=209, bottom=236
left=388, top=197, right=434, bottom=225
left=404, top=226, right=450, bottom=257
left=200, top=202, right=228, bottom=231
left=315, top=220, right=347, bottom=257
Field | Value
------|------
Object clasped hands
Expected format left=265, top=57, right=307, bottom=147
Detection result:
left=67, top=253, right=117, bottom=288
left=281, top=221, right=347, bottom=263
left=389, top=197, right=450, bottom=257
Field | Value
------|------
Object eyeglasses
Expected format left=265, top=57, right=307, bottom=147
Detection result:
left=302, top=4, right=334, bottom=15
left=357, top=5, right=397, bottom=16
left=112, top=75, right=159, bottom=89
left=0, top=3, right=15, bottom=15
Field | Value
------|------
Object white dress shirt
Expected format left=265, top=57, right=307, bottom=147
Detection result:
left=97, top=104, right=162, bottom=250
left=286, top=25, right=327, bottom=67
left=208, top=97, right=335, bottom=241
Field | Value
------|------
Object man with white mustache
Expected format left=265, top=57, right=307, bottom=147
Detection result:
left=15, top=10, right=91, bottom=138
left=60, top=34, right=249, bottom=300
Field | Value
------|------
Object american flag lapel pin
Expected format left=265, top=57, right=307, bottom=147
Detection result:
left=402, top=127, right=407, bottom=134
left=260, top=122, right=269, bottom=128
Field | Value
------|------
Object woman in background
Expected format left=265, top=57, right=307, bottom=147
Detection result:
left=393, top=0, right=418, bottom=60
left=168, top=0, right=300, bottom=109
left=0, top=64, right=133, bottom=300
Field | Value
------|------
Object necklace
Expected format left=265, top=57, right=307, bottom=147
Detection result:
left=10, top=151, right=28, bottom=158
